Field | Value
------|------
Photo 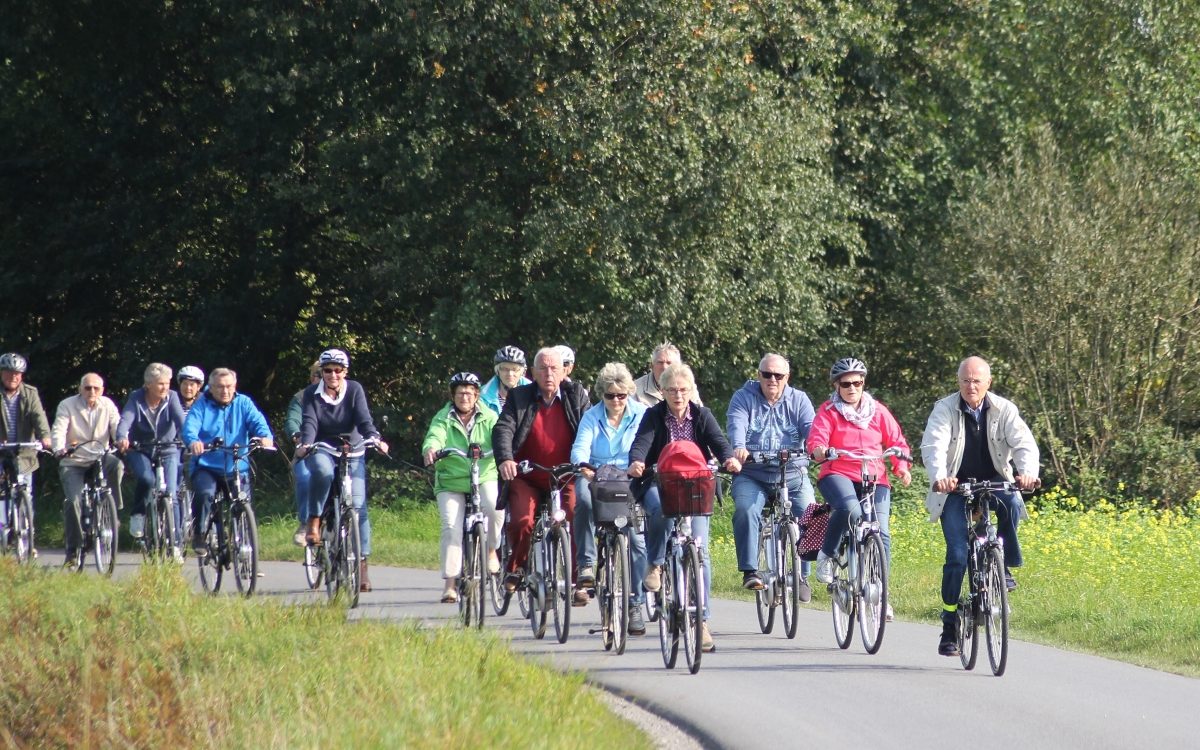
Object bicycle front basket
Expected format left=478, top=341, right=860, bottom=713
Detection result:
left=656, top=471, right=715, bottom=517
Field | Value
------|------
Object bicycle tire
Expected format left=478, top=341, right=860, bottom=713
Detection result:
left=984, top=546, right=1009, bottom=676
left=551, top=525, right=572, bottom=644
left=528, top=537, right=548, bottom=639
left=461, top=525, right=486, bottom=629
left=13, top=489, right=33, bottom=565
left=614, top=533, right=630, bottom=656
left=857, top=532, right=888, bottom=654
left=94, top=490, right=118, bottom=576
left=304, top=540, right=323, bottom=589
left=781, top=522, right=801, bottom=640
left=158, top=492, right=177, bottom=561
left=490, top=529, right=512, bottom=616
left=682, top=544, right=703, bottom=674
left=598, top=536, right=615, bottom=651
left=197, top=516, right=223, bottom=594
left=754, top=527, right=776, bottom=634
left=658, top=555, right=679, bottom=669
left=230, top=502, right=259, bottom=597
left=958, top=556, right=980, bottom=671
left=344, top=508, right=362, bottom=609
left=831, top=538, right=855, bottom=649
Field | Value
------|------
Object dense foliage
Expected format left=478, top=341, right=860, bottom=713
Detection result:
left=3, top=1, right=1198, bottom=500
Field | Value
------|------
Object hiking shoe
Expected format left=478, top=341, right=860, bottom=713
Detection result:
left=504, top=571, right=522, bottom=593
left=643, top=565, right=662, bottom=593
left=700, top=622, right=715, bottom=652
left=797, top=576, right=812, bottom=603
left=577, top=566, right=595, bottom=587
left=292, top=524, right=306, bottom=547
left=129, top=513, right=145, bottom=539
left=742, top=570, right=765, bottom=590
left=1005, top=568, right=1018, bottom=592
left=628, top=607, right=646, bottom=635
left=938, top=637, right=960, bottom=657
left=815, top=552, right=834, bottom=584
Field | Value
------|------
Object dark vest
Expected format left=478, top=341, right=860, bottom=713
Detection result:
left=955, top=399, right=998, bottom=481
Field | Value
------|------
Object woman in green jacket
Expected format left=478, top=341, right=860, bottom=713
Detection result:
left=422, top=373, right=502, bottom=603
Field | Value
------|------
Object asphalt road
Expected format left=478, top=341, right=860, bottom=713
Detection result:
left=55, top=550, right=1200, bottom=750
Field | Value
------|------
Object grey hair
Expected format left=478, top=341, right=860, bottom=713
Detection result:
left=593, top=362, right=635, bottom=400
left=533, top=347, right=564, bottom=370
left=143, top=362, right=173, bottom=384
left=758, top=352, right=790, bottom=373
left=79, top=373, right=104, bottom=388
left=650, top=342, right=681, bottom=363
left=209, top=367, right=237, bottom=385
left=958, top=356, right=992, bottom=380
left=659, top=362, right=696, bottom=391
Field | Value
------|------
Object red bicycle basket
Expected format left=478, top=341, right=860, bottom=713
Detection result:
left=656, top=472, right=715, bottom=517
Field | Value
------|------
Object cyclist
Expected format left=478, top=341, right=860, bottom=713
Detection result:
left=0, top=351, right=51, bottom=485
left=296, top=349, right=388, bottom=592
left=628, top=362, right=741, bottom=653
left=51, top=373, right=121, bottom=568
left=182, top=367, right=274, bottom=554
left=421, top=372, right=502, bottom=603
left=921, top=356, right=1039, bottom=656
left=177, top=366, right=205, bottom=417
left=726, top=353, right=816, bottom=596
left=481, top=346, right=530, bottom=415
left=284, top=361, right=322, bottom=546
left=570, top=362, right=649, bottom=632
left=807, top=357, right=911, bottom=623
left=632, top=342, right=702, bottom=407
left=493, top=347, right=590, bottom=593
left=116, top=363, right=185, bottom=541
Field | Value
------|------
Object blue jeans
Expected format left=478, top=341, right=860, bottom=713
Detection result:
left=939, top=481, right=1024, bottom=606
left=293, top=457, right=312, bottom=524
left=732, top=473, right=814, bottom=576
left=817, top=474, right=892, bottom=562
left=640, top=483, right=712, bottom=619
left=190, top=468, right=248, bottom=536
left=124, top=448, right=179, bottom=516
left=305, top=451, right=370, bottom=556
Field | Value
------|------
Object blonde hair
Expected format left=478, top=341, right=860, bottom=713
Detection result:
left=593, top=362, right=635, bottom=399
left=659, top=363, right=695, bottom=392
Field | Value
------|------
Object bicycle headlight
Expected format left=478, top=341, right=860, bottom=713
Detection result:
left=614, top=516, right=628, bottom=529
left=553, top=509, right=566, bottom=523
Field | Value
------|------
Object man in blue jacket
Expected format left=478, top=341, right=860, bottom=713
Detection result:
left=726, top=353, right=816, bottom=596
left=182, top=368, right=274, bottom=554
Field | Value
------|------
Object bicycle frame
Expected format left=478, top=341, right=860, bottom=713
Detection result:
left=310, top=435, right=381, bottom=608
left=516, top=460, right=578, bottom=643
left=749, top=449, right=803, bottom=638
left=435, top=443, right=494, bottom=628
left=64, top=440, right=120, bottom=574
left=130, top=440, right=183, bottom=560
left=953, top=479, right=1018, bottom=676
left=0, top=442, right=44, bottom=563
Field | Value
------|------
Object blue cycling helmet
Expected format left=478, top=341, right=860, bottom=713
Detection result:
left=493, top=346, right=526, bottom=366
left=318, top=349, right=351, bottom=369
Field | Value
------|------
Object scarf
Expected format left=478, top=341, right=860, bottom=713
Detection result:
left=830, top=389, right=877, bottom=429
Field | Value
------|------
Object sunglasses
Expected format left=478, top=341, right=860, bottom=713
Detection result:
left=838, top=380, right=865, bottom=389
left=760, top=371, right=787, bottom=381
left=603, top=392, right=628, bottom=401
left=82, top=385, right=102, bottom=391
left=322, top=368, right=345, bottom=375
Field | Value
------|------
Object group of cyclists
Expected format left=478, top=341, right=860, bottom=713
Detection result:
left=1, top=338, right=1040, bottom=657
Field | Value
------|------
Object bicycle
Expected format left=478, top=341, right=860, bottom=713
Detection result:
left=585, top=465, right=635, bottom=654
left=0, top=442, right=45, bottom=563
left=747, top=450, right=804, bottom=639
left=433, top=443, right=494, bottom=628
left=951, top=479, right=1026, bottom=676
left=306, top=435, right=384, bottom=609
left=490, top=507, right=517, bottom=616
left=195, top=438, right=274, bottom=597
left=129, top=439, right=183, bottom=562
left=514, top=460, right=579, bottom=643
left=652, top=462, right=718, bottom=675
left=62, top=441, right=120, bottom=575
left=824, top=446, right=910, bottom=655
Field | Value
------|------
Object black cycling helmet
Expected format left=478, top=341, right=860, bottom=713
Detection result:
left=493, top=346, right=526, bottom=366
left=0, top=353, right=27, bottom=373
left=318, top=349, right=351, bottom=369
left=449, top=372, right=481, bottom=390
left=829, top=357, right=868, bottom=382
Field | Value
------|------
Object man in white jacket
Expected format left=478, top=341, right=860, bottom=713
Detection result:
left=921, top=356, right=1039, bottom=657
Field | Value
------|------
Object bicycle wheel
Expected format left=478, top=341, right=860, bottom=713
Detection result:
left=490, top=530, right=511, bottom=616
left=598, top=536, right=615, bottom=651
left=983, top=546, right=1009, bottom=676
left=231, top=503, right=259, bottom=597
left=460, top=526, right=486, bottom=629
left=344, top=509, right=362, bottom=609
left=94, top=490, right=118, bottom=576
left=781, top=522, right=801, bottom=640
left=754, top=527, right=776, bottom=634
left=158, top=493, right=177, bottom=561
left=177, top=488, right=193, bottom=559
left=303, top=538, right=323, bottom=589
left=528, top=538, right=548, bottom=639
left=613, top=533, right=630, bottom=656
left=857, top=532, right=888, bottom=655
left=198, top=518, right=223, bottom=593
left=13, top=489, right=33, bottom=565
left=658, top=554, right=679, bottom=669
left=682, top=544, right=704, bottom=675
left=551, top=526, right=572, bottom=644
left=958, top=554, right=980, bottom=671
left=830, top=539, right=855, bottom=649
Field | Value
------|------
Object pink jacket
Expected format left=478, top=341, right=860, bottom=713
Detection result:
left=806, top=399, right=911, bottom=486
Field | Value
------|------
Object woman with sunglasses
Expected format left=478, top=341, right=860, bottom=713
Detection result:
left=807, top=358, right=911, bottom=619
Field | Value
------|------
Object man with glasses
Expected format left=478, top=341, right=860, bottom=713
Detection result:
left=921, top=356, right=1039, bottom=657
left=726, top=353, right=816, bottom=593
left=52, top=374, right=122, bottom=567
left=633, top=342, right=703, bottom=407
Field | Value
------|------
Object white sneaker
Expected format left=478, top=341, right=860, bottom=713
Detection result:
left=292, top=525, right=307, bottom=547
left=886, top=604, right=894, bottom=622
left=129, top=514, right=145, bottom=539
left=815, top=552, right=834, bottom=584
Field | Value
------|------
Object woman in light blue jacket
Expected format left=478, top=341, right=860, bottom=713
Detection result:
left=570, top=362, right=648, bottom=633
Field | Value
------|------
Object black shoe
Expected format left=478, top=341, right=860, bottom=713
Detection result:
left=939, top=611, right=959, bottom=656
left=938, top=636, right=960, bottom=657
left=742, top=570, right=765, bottom=590
left=192, top=531, right=208, bottom=556
left=1005, top=568, right=1018, bottom=592
left=503, top=571, right=522, bottom=593
left=628, top=607, right=646, bottom=636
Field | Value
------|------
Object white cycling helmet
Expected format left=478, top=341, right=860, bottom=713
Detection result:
left=318, top=349, right=351, bottom=369
left=556, top=344, right=575, bottom=366
left=177, top=365, right=205, bottom=384
left=829, top=357, right=868, bottom=382
left=0, top=353, right=27, bottom=373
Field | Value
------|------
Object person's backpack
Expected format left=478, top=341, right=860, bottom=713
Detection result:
left=655, top=441, right=715, bottom=516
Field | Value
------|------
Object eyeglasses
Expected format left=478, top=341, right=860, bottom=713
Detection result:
left=759, top=371, right=787, bottom=381
left=603, top=392, right=628, bottom=401
left=837, top=380, right=865, bottom=389
left=322, top=368, right=345, bottom=375
left=665, top=387, right=690, bottom=396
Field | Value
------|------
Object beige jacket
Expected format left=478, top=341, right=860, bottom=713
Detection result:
left=52, top=394, right=120, bottom=467
left=632, top=372, right=703, bottom=408
left=920, top=392, right=1039, bottom=522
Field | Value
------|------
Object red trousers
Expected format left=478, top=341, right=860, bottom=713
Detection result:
left=506, top=476, right=576, bottom=575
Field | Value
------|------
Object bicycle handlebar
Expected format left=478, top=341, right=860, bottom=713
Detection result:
left=951, top=478, right=1040, bottom=496
left=516, top=460, right=584, bottom=483
left=744, top=449, right=808, bottom=464
left=201, top=437, right=277, bottom=454
left=305, top=435, right=387, bottom=456
left=825, top=446, right=913, bottom=463
left=434, top=445, right=494, bottom=462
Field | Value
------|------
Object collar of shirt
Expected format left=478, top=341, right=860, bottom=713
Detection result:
left=318, top=384, right=347, bottom=406
left=538, top=387, right=561, bottom=406
left=958, top=395, right=989, bottom=423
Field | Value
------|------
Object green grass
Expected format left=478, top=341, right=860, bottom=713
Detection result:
left=0, top=561, right=650, bottom=749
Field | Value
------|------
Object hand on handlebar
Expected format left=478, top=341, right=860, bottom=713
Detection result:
left=627, top=461, right=645, bottom=478
left=722, top=457, right=742, bottom=474
left=499, top=459, right=518, bottom=481
left=1015, top=474, right=1040, bottom=492
left=423, top=448, right=438, bottom=466
left=933, top=476, right=959, bottom=493
left=733, top=447, right=750, bottom=463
